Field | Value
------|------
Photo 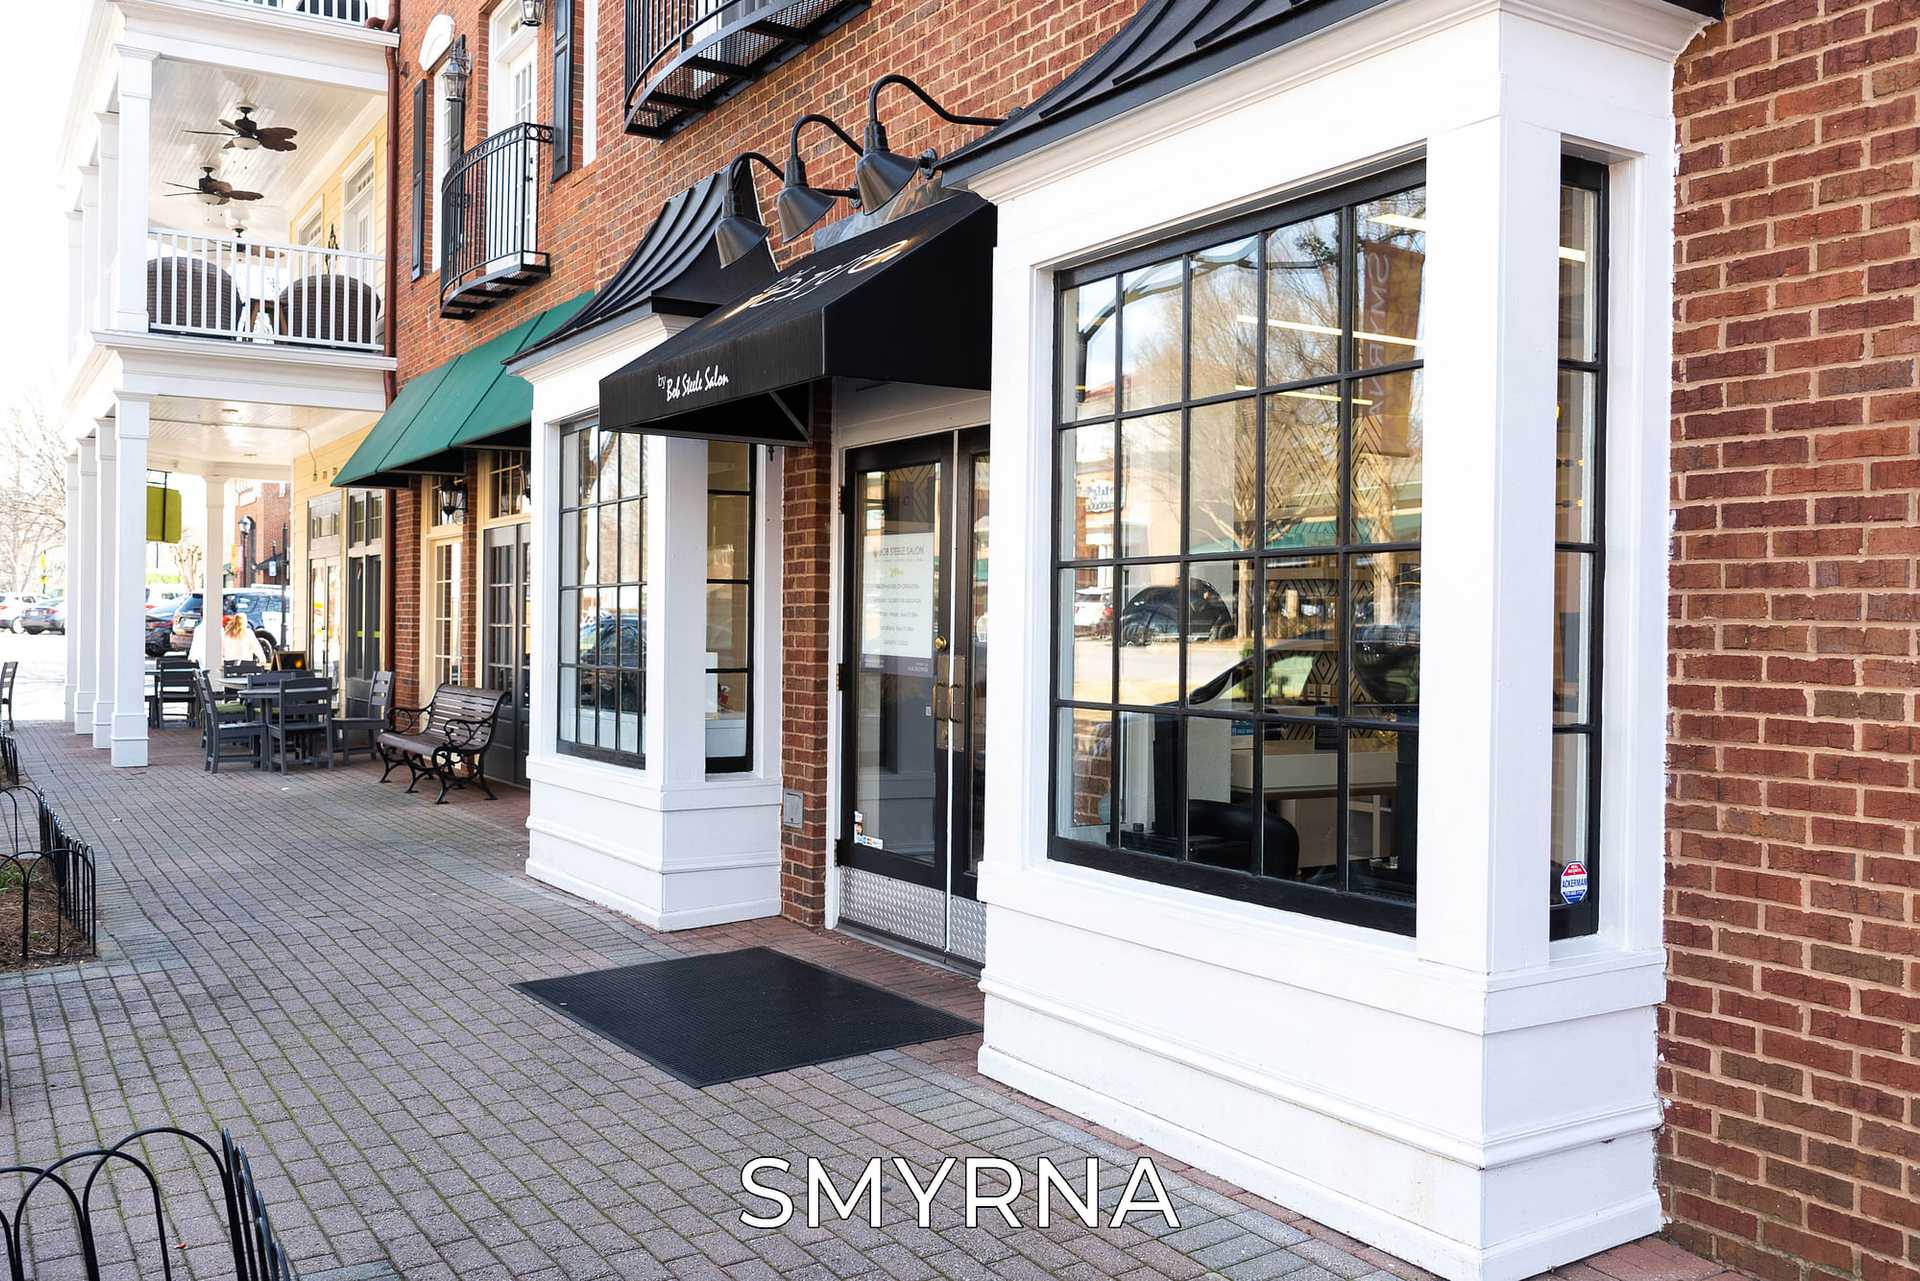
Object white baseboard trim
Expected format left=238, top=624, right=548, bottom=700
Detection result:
left=977, top=1042, right=1658, bottom=1281
left=527, top=852, right=780, bottom=933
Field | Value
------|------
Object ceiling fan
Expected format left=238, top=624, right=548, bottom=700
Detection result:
left=185, top=105, right=298, bottom=152
left=164, top=167, right=264, bottom=207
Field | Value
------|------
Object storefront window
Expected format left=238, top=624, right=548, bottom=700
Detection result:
left=1553, top=158, right=1606, bottom=940
left=1052, top=164, right=1425, bottom=934
left=706, top=443, right=754, bottom=773
left=490, top=454, right=527, bottom=519
left=430, top=540, right=459, bottom=686
left=557, top=423, right=645, bottom=765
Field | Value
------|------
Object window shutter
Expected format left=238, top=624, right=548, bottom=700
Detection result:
left=551, top=0, right=574, bottom=181
left=410, top=78, right=427, bottom=280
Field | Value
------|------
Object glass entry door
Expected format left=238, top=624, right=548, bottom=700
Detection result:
left=482, top=522, right=532, bottom=787
left=840, top=428, right=988, bottom=963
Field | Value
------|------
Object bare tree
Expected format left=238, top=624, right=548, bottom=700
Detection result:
left=173, top=536, right=205, bottom=596
left=0, top=401, right=67, bottom=593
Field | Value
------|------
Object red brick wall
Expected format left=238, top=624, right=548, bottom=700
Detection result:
left=780, top=389, right=834, bottom=925
left=390, top=0, right=1139, bottom=378
left=387, top=0, right=1141, bottom=913
left=1664, top=4, right=1920, bottom=1279
left=392, top=485, right=421, bottom=710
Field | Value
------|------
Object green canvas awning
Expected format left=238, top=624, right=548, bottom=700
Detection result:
left=334, top=292, right=594, bottom=488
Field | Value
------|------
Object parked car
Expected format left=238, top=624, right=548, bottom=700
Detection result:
left=0, top=593, right=42, bottom=632
left=145, top=601, right=183, bottom=656
left=17, top=599, right=64, bottom=635
left=170, top=588, right=289, bottom=654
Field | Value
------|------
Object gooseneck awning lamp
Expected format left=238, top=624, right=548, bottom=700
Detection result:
left=713, top=151, right=783, bottom=268
left=776, top=113, right=864, bottom=241
left=856, top=74, right=1005, bottom=215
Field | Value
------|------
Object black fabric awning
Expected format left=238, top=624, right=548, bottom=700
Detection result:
left=598, top=191, right=995, bottom=445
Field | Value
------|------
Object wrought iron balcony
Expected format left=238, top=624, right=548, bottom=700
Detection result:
left=623, top=0, right=869, bottom=139
left=440, top=122, right=554, bottom=320
left=215, top=0, right=391, bottom=25
left=145, top=228, right=385, bottom=352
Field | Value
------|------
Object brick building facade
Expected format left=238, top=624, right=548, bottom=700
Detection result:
left=1665, top=2, right=1920, bottom=1278
left=231, top=482, right=291, bottom=588
left=381, top=0, right=1139, bottom=872
left=362, top=0, right=1920, bottom=1275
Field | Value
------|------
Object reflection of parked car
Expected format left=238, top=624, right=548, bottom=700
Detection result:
left=17, top=599, right=64, bottom=635
left=1352, top=624, right=1420, bottom=707
left=1072, top=587, right=1112, bottom=636
left=1117, top=579, right=1234, bottom=646
left=576, top=614, right=644, bottom=708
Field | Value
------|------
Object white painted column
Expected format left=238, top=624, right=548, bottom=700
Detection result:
left=63, top=450, right=81, bottom=721
left=66, top=205, right=86, bottom=357
left=72, top=439, right=97, bottom=733
left=525, top=391, right=562, bottom=762
left=654, top=436, right=709, bottom=786
left=110, top=397, right=152, bottom=767
left=90, top=420, right=117, bottom=748
left=93, top=116, right=117, bottom=333
left=109, top=49, right=154, bottom=334
left=77, top=167, right=99, bottom=339
left=202, top=478, right=227, bottom=688
left=1414, top=114, right=1561, bottom=976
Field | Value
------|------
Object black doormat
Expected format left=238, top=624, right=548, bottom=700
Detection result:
left=515, top=946, right=980, bottom=1088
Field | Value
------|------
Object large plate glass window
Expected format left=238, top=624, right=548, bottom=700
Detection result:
left=1553, top=157, right=1606, bottom=940
left=557, top=423, right=645, bottom=766
left=1052, top=163, right=1426, bottom=934
left=706, top=443, right=754, bottom=773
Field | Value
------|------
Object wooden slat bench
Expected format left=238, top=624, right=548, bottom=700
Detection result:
left=377, top=684, right=507, bottom=804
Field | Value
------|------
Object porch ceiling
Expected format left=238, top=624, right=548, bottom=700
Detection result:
left=147, top=396, right=365, bottom=472
left=150, top=56, right=379, bottom=240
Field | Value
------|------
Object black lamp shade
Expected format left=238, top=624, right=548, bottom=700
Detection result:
left=715, top=213, right=771, bottom=268
left=777, top=182, right=839, bottom=241
left=855, top=147, right=921, bottom=214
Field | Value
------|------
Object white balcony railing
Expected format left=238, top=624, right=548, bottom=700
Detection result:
left=213, top=0, right=391, bottom=25
left=146, top=229, right=385, bottom=353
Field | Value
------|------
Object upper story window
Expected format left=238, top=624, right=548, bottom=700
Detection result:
left=1051, top=162, right=1426, bottom=935
left=307, top=492, right=341, bottom=542
left=1552, top=157, right=1606, bottom=941
left=622, top=0, right=870, bottom=139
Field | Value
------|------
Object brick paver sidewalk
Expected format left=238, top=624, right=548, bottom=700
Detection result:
left=1, top=719, right=1739, bottom=1281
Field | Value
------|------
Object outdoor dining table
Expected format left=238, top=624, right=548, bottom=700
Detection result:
left=239, top=678, right=338, bottom=768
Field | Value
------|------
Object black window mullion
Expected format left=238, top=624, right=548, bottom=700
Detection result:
left=1049, top=162, right=1426, bottom=933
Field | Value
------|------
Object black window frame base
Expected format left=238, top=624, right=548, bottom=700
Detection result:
left=557, top=738, right=646, bottom=771
left=1050, top=835, right=1416, bottom=936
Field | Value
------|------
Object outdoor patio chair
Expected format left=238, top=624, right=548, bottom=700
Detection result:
left=147, top=657, right=199, bottom=728
left=0, top=660, right=14, bottom=731
left=333, top=671, right=393, bottom=764
left=196, top=671, right=263, bottom=773
left=264, top=677, right=335, bottom=774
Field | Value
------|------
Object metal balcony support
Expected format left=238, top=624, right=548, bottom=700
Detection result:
left=622, top=0, right=870, bottom=140
left=440, top=122, right=554, bottom=319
